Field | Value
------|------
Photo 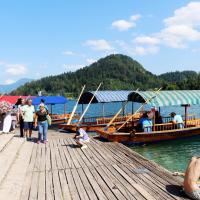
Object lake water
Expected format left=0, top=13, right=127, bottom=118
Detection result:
left=53, top=100, right=200, bottom=172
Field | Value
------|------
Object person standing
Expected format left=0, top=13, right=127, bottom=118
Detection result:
left=21, top=99, right=35, bottom=140
left=34, top=103, right=49, bottom=144
left=17, top=98, right=25, bottom=137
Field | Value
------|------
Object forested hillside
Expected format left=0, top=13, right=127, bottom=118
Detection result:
left=11, top=54, right=200, bottom=97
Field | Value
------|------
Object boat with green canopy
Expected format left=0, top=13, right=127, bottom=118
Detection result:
left=96, top=90, right=200, bottom=144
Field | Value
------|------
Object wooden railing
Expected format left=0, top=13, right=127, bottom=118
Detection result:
left=162, top=114, right=196, bottom=123
left=143, top=118, right=200, bottom=133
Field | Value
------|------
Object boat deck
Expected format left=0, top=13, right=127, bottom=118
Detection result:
left=0, top=131, right=189, bottom=200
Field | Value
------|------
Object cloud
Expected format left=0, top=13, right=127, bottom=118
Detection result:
left=134, top=36, right=160, bottom=46
left=85, top=39, right=113, bottom=51
left=112, top=14, right=141, bottom=31
left=4, top=79, right=15, bottom=85
left=132, top=46, right=159, bottom=56
left=130, top=14, right=141, bottom=21
left=62, top=51, right=76, bottom=56
left=112, top=20, right=135, bottom=31
left=86, top=58, right=97, bottom=65
left=5, top=64, right=27, bottom=76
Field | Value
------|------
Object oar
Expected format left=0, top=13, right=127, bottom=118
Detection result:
left=106, top=88, right=139, bottom=128
left=67, top=85, right=86, bottom=125
left=78, top=83, right=102, bottom=124
left=117, top=88, right=162, bottom=131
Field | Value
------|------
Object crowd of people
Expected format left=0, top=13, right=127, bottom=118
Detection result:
left=0, top=98, right=50, bottom=144
left=137, top=109, right=184, bottom=133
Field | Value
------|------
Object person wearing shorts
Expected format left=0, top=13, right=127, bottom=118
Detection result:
left=21, top=99, right=35, bottom=140
left=74, top=128, right=90, bottom=149
left=173, top=156, right=200, bottom=200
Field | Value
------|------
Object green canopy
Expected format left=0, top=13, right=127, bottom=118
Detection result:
left=128, top=90, right=200, bottom=107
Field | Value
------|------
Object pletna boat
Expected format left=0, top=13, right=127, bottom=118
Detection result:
left=96, top=90, right=200, bottom=144
left=58, top=90, right=140, bottom=132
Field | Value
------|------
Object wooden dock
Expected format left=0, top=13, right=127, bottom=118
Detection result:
left=0, top=131, right=189, bottom=200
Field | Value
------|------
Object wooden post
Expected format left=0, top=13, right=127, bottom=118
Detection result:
left=181, top=104, right=190, bottom=128
left=64, top=103, right=66, bottom=123
left=122, top=102, right=125, bottom=116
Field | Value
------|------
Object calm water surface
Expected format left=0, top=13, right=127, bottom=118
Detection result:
left=53, top=100, right=200, bottom=172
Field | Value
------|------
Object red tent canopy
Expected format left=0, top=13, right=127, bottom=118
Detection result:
left=0, top=96, right=29, bottom=104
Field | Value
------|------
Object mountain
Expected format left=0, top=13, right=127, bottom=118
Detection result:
left=0, top=78, right=32, bottom=94
left=10, top=54, right=200, bottom=97
left=10, top=54, right=164, bottom=96
left=158, top=71, right=198, bottom=83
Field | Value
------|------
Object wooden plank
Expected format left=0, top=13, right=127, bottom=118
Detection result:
left=20, top=143, right=38, bottom=200
left=29, top=171, right=39, bottom=200
left=0, top=137, right=24, bottom=184
left=63, top=139, right=81, bottom=169
left=115, top=142, right=183, bottom=184
left=45, top=146, right=51, bottom=171
left=38, top=172, right=46, bottom=200
left=53, top=139, right=64, bottom=170
left=57, top=139, right=70, bottom=169
left=71, top=168, right=90, bottom=200
left=68, top=138, right=87, bottom=168
left=59, top=170, right=72, bottom=200
left=50, top=140, right=57, bottom=170
left=82, top=167, right=107, bottom=200
left=0, top=134, right=14, bottom=152
left=95, top=165, right=127, bottom=200
left=46, top=171, right=54, bottom=200
left=40, top=145, right=46, bottom=172
left=118, top=165, right=170, bottom=200
left=77, top=168, right=98, bottom=200
left=106, top=165, right=142, bottom=200
left=89, top=166, right=118, bottom=200
left=65, top=168, right=80, bottom=200
left=0, top=142, right=34, bottom=200
left=52, top=170, right=63, bottom=200
left=100, top=165, right=136, bottom=200
left=34, top=143, right=42, bottom=172
left=113, top=164, right=156, bottom=200
left=60, top=138, right=74, bottom=169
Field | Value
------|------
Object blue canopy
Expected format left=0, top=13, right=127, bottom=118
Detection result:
left=79, top=90, right=133, bottom=104
left=32, top=96, right=67, bottom=105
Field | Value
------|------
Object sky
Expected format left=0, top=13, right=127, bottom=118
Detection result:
left=0, top=0, right=200, bottom=84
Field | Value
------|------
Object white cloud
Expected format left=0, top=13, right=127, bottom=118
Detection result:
left=86, top=58, right=97, bottom=65
left=62, top=51, right=75, bottom=56
left=131, top=2, right=200, bottom=49
left=112, top=14, right=141, bottom=31
left=85, top=39, right=113, bottom=51
left=4, top=79, right=15, bottom=85
left=62, top=64, right=84, bottom=72
left=5, top=64, right=27, bottom=76
left=134, top=36, right=160, bottom=46
left=130, top=14, right=141, bottom=21
left=132, top=46, right=159, bottom=56
left=164, top=2, right=200, bottom=27
left=112, top=20, right=135, bottom=31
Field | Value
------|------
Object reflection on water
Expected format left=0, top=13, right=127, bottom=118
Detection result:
left=132, top=136, right=200, bottom=172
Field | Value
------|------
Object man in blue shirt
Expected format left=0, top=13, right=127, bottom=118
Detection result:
left=171, top=112, right=184, bottom=129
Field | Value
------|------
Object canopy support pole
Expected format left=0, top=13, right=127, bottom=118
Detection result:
left=181, top=104, right=190, bottom=128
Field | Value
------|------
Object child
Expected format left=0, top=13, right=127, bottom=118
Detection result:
left=74, top=128, right=90, bottom=149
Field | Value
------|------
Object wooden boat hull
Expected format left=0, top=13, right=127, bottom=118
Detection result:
left=58, top=122, right=128, bottom=133
left=96, top=127, right=200, bottom=144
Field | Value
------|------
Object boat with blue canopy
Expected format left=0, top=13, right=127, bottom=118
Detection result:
left=32, top=96, right=73, bottom=125
left=59, top=90, right=139, bottom=132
